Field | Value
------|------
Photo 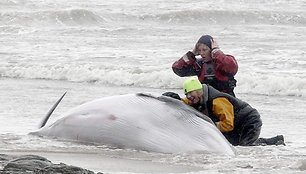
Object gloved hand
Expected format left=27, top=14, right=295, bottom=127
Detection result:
left=162, top=92, right=181, bottom=100
left=211, top=38, right=219, bottom=50
left=192, top=43, right=200, bottom=56
left=182, top=51, right=196, bottom=64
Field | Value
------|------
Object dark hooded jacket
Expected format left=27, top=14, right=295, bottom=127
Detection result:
left=187, top=84, right=262, bottom=146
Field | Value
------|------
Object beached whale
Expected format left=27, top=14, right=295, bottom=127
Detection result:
left=31, top=93, right=235, bottom=155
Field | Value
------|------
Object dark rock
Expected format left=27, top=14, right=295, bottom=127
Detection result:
left=0, top=154, right=102, bottom=174
left=38, top=163, right=95, bottom=174
left=3, top=155, right=52, bottom=173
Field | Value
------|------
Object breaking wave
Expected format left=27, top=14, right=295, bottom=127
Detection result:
left=154, top=10, right=306, bottom=26
left=1, top=8, right=306, bottom=28
left=0, top=9, right=106, bottom=27
left=1, top=62, right=306, bottom=97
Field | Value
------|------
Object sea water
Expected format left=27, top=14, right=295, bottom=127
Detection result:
left=1, top=0, right=306, bottom=173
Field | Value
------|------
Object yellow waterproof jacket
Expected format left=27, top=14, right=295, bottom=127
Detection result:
left=182, top=97, right=234, bottom=132
left=211, top=97, right=234, bottom=132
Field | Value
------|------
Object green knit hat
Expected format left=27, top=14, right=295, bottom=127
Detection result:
left=183, top=76, right=203, bottom=94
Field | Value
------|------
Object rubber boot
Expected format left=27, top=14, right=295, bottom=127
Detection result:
left=254, top=135, right=285, bottom=146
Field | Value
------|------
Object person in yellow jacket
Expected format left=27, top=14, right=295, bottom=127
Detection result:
left=164, top=76, right=284, bottom=146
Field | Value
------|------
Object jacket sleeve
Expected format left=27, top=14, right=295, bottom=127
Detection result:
left=172, top=51, right=201, bottom=77
left=181, top=97, right=192, bottom=105
left=212, top=97, right=235, bottom=132
left=212, top=49, right=238, bottom=76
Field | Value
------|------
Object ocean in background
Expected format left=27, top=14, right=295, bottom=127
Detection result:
left=1, top=0, right=306, bottom=173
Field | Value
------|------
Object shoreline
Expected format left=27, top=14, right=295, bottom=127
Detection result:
left=1, top=150, right=203, bottom=173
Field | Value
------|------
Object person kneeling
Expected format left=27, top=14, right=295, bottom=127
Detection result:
left=164, top=76, right=284, bottom=146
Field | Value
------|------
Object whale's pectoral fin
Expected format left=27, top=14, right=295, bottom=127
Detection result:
left=39, top=91, right=67, bottom=128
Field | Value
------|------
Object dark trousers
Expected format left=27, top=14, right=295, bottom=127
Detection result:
left=223, top=110, right=262, bottom=146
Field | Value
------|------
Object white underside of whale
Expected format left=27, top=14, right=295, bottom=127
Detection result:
left=32, top=93, right=235, bottom=155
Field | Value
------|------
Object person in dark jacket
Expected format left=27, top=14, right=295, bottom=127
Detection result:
left=177, top=76, right=285, bottom=146
left=172, top=35, right=238, bottom=97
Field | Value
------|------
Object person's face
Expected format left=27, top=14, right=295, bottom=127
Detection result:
left=185, top=90, right=202, bottom=105
left=197, top=43, right=212, bottom=62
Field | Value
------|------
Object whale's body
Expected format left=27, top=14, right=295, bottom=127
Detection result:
left=32, top=93, right=235, bottom=155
